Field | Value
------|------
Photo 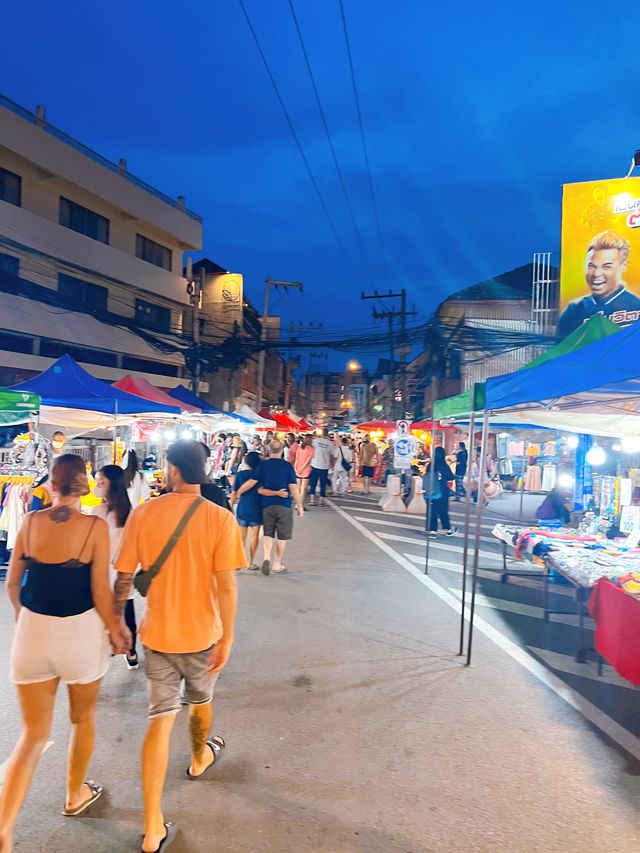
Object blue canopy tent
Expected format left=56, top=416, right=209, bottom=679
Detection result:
left=168, top=385, right=253, bottom=424
left=485, top=312, right=640, bottom=420
left=11, top=354, right=181, bottom=419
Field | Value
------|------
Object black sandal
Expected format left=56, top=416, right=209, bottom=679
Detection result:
left=61, top=780, right=103, bottom=816
left=185, top=735, right=225, bottom=780
left=141, top=821, right=177, bottom=852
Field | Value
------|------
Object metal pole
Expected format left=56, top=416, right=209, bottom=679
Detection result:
left=387, top=314, right=395, bottom=418
left=424, top=378, right=438, bottom=574
left=458, top=408, right=476, bottom=656
left=519, top=445, right=527, bottom=521
left=191, top=268, right=204, bottom=395
left=400, top=288, right=408, bottom=419
left=466, top=412, right=490, bottom=666
left=255, top=278, right=271, bottom=413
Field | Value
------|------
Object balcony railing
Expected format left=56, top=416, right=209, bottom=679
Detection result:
left=0, top=93, right=203, bottom=223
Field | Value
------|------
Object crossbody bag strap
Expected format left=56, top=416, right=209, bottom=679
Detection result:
left=144, top=496, right=205, bottom=583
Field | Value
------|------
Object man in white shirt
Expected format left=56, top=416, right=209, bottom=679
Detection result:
left=331, top=437, right=353, bottom=495
left=309, top=428, right=333, bottom=507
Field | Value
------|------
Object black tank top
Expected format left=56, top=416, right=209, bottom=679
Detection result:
left=21, top=516, right=97, bottom=617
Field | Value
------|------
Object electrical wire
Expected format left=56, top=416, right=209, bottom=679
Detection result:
left=237, top=0, right=362, bottom=284
left=288, top=0, right=374, bottom=284
left=338, top=0, right=390, bottom=286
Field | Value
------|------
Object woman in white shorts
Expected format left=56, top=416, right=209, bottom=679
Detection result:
left=0, top=455, right=130, bottom=850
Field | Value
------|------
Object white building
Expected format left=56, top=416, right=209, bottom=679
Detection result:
left=0, top=93, right=202, bottom=388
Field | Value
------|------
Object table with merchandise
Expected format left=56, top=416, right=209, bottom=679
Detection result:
left=492, top=521, right=640, bottom=665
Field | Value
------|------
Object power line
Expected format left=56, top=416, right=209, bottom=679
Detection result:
left=237, top=0, right=361, bottom=284
left=339, top=0, right=390, bottom=286
left=288, top=0, right=374, bottom=284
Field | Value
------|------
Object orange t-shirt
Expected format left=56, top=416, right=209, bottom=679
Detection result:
left=115, top=493, right=245, bottom=654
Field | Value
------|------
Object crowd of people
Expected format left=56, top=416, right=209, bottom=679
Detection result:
left=0, top=427, right=478, bottom=851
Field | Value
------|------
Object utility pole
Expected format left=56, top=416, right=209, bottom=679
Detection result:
left=186, top=259, right=205, bottom=395
left=255, top=277, right=303, bottom=412
left=361, top=289, right=416, bottom=419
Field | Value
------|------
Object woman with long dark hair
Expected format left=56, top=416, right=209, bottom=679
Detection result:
left=122, top=449, right=151, bottom=507
left=92, top=465, right=139, bottom=669
left=424, top=446, right=458, bottom=538
left=0, top=456, right=129, bottom=847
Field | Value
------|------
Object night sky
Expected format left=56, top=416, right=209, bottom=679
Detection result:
left=2, top=0, right=640, bottom=368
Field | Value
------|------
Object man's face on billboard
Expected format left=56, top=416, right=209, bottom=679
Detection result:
left=585, top=248, right=627, bottom=299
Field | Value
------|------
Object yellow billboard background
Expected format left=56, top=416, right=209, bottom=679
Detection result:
left=560, top=176, right=640, bottom=310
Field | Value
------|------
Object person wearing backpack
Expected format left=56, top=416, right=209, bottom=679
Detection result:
left=331, top=437, right=353, bottom=495
left=423, top=446, right=458, bottom=538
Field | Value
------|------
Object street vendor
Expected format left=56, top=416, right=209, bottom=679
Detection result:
left=536, top=487, right=571, bottom=525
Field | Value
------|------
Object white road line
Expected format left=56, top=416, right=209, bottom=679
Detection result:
left=0, top=741, right=54, bottom=788
left=448, top=587, right=542, bottom=619
left=327, top=499, right=640, bottom=763
left=375, top=531, right=503, bottom=562
left=527, top=647, right=639, bottom=690
left=339, top=503, right=499, bottom=532
left=403, top=553, right=466, bottom=574
left=353, top=516, right=497, bottom=543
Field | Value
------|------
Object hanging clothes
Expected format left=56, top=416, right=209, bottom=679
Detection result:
left=524, top=465, right=542, bottom=492
left=508, top=440, right=525, bottom=457
left=542, top=464, right=557, bottom=492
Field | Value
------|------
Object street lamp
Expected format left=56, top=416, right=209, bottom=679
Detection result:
left=347, top=360, right=361, bottom=372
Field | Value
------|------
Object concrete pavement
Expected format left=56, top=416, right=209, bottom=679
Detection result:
left=0, top=491, right=639, bottom=852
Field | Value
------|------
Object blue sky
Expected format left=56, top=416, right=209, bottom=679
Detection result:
left=2, top=0, right=640, bottom=367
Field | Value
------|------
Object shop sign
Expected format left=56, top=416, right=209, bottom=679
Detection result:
left=559, top=177, right=640, bottom=335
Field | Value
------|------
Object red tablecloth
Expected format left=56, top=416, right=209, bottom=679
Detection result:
left=589, top=578, right=640, bottom=686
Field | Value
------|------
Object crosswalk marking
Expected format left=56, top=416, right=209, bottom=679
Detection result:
left=353, top=515, right=497, bottom=543
left=448, top=587, right=542, bottom=619
left=328, top=498, right=640, bottom=762
left=375, top=530, right=504, bottom=562
left=527, top=647, right=638, bottom=690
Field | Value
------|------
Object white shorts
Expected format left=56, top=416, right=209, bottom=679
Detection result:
left=10, top=607, right=111, bottom=686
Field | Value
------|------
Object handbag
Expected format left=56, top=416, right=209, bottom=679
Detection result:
left=339, top=448, right=352, bottom=472
left=133, top=496, right=205, bottom=597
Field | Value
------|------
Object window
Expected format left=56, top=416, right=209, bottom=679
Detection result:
left=135, top=298, right=171, bottom=332
left=0, top=167, right=21, bottom=206
left=59, top=197, right=109, bottom=244
left=122, top=355, right=179, bottom=378
left=0, top=252, right=19, bottom=276
left=39, top=341, right=117, bottom=368
left=58, top=273, right=108, bottom=311
left=135, top=234, right=172, bottom=270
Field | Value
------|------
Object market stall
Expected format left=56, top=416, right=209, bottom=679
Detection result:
left=462, top=315, right=640, bottom=670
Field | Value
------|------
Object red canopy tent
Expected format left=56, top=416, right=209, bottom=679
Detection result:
left=411, top=420, right=456, bottom=431
left=259, top=409, right=302, bottom=431
left=355, top=420, right=396, bottom=433
left=297, top=417, right=315, bottom=430
left=113, top=375, right=200, bottom=413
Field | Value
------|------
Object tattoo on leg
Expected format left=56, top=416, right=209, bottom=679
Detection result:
left=49, top=506, right=73, bottom=523
left=189, top=713, right=207, bottom=758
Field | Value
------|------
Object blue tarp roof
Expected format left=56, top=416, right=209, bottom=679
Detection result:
left=11, top=354, right=181, bottom=415
left=485, top=319, right=640, bottom=412
left=168, top=385, right=253, bottom=423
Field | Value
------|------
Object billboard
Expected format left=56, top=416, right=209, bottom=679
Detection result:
left=203, top=273, right=243, bottom=324
left=559, top=177, right=640, bottom=337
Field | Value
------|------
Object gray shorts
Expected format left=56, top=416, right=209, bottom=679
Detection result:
left=262, top=505, right=294, bottom=540
left=144, top=645, right=219, bottom=719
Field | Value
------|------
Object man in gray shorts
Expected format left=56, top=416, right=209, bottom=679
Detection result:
left=114, top=441, right=245, bottom=853
left=237, top=439, right=303, bottom=575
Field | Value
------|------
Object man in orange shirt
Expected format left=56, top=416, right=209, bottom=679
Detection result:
left=114, top=440, right=245, bottom=853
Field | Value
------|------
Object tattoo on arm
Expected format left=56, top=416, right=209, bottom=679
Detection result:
left=49, top=506, right=73, bottom=523
left=114, top=572, right=133, bottom=616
